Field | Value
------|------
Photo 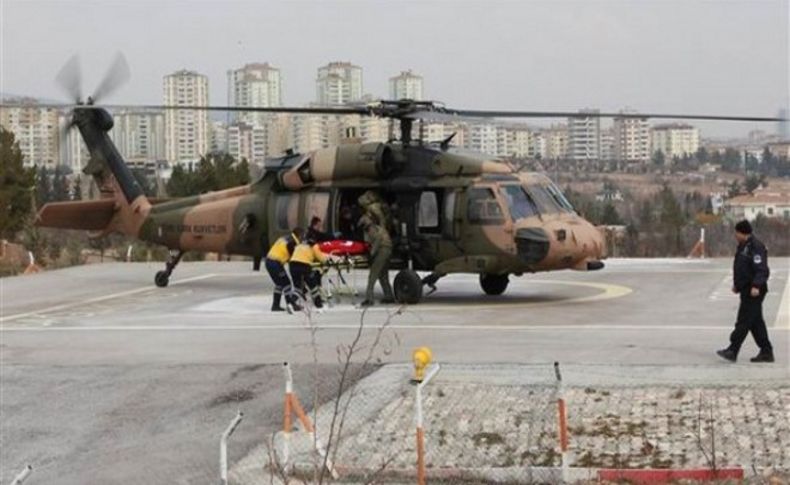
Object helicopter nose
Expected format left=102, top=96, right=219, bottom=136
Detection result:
left=514, top=227, right=550, bottom=264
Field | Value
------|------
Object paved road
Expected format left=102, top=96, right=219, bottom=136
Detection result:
left=1, top=258, right=788, bottom=483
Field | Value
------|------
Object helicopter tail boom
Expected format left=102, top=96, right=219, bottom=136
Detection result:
left=40, top=107, right=153, bottom=237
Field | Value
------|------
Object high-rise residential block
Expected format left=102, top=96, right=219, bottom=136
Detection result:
left=110, top=110, right=166, bottom=163
left=163, top=70, right=209, bottom=165
left=567, top=110, right=601, bottom=161
left=389, top=70, right=423, bottom=100
left=613, top=110, right=650, bottom=163
left=316, top=62, right=363, bottom=105
left=651, top=124, right=700, bottom=161
left=228, top=63, right=282, bottom=126
left=0, top=98, right=60, bottom=168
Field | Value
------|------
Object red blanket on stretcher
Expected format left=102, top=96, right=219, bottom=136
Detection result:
left=317, top=240, right=369, bottom=256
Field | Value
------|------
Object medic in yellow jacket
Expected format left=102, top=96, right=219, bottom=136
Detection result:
left=265, top=228, right=303, bottom=312
left=290, top=242, right=329, bottom=265
left=289, top=240, right=331, bottom=309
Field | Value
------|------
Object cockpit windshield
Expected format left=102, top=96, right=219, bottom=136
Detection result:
left=546, top=182, right=575, bottom=212
left=523, top=183, right=575, bottom=214
left=500, top=185, right=539, bottom=221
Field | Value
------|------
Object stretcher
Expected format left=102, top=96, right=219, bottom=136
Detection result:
left=313, top=240, right=371, bottom=306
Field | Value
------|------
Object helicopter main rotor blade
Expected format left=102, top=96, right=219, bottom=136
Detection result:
left=432, top=108, right=785, bottom=123
left=55, top=54, right=82, bottom=103
left=95, top=104, right=373, bottom=115
left=0, top=99, right=784, bottom=123
left=91, top=53, right=131, bottom=103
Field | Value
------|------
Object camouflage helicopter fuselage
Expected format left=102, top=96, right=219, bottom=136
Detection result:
left=38, top=107, right=605, bottom=297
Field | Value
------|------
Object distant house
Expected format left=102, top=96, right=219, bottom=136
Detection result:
left=710, top=192, right=725, bottom=214
left=595, top=189, right=624, bottom=202
left=723, top=190, right=790, bottom=221
left=766, top=142, right=790, bottom=159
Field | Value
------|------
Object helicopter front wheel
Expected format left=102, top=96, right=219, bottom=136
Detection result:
left=155, top=270, right=170, bottom=287
left=480, top=273, right=509, bottom=295
left=394, top=269, right=423, bottom=304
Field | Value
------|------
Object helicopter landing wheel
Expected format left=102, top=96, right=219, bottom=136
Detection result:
left=394, top=269, right=423, bottom=304
left=155, top=270, right=170, bottom=288
left=480, top=273, right=509, bottom=295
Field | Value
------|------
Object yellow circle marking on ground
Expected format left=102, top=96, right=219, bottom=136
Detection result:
left=415, top=280, right=633, bottom=311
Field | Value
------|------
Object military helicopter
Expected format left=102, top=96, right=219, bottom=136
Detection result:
left=14, top=56, right=785, bottom=303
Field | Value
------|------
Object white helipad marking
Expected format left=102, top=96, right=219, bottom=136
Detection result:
left=189, top=280, right=631, bottom=314
left=775, top=269, right=790, bottom=329
left=709, top=274, right=734, bottom=301
left=0, top=274, right=217, bottom=323
left=5, top=324, right=783, bottom=332
left=420, top=280, right=632, bottom=310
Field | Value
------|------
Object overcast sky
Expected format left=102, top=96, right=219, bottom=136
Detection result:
left=1, top=0, right=788, bottom=137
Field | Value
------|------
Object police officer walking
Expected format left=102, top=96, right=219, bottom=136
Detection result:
left=265, top=227, right=304, bottom=312
left=360, top=218, right=395, bottom=307
left=717, top=220, right=774, bottom=363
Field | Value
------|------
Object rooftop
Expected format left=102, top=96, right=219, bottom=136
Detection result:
left=726, top=190, right=790, bottom=205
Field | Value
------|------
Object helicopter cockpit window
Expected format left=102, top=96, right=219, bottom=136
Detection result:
left=546, top=183, right=575, bottom=212
left=467, top=187, right=504, bottom=225
left=523, top=184, right=562, bottom=214
left=418, top=191, right=439, bottom=229
left=500, top=185, right=539, bottom=221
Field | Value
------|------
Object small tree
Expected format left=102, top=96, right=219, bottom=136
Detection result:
left=166, top=164, right=196, bottom=197
left=600, top=203, right=623, bottom=225
left=72, top=176, right=83, bottom=200
left=0, top=127, right=35, bottom=239
left=726, top=179, right=742, bottom=198
left=52, top=166, right=71, bottom=201
left=0, top=127, right=36, bottom=239
left=35, top=166, right=52, bottom=208
left=744, top=174, right=766, bottom=194
left=651, top=150, right=666, bottom=168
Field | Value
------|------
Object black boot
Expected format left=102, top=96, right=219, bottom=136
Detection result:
left=286, top=296, right=302, bottom=314
left=716, top=348, right=737, bottom=362
left=271, top=292, right=284, bottom=312
left=750, top=350, right=775, bottom=363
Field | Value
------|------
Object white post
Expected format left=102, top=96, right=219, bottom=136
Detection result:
left=126, top=245, right=133, bottom=262
left=282, top=362, right=293, bottom=466
left=10, top=465, right=33, bottom=485
left=219, top=411, right=243, bottom=485
left=700, top=228, right=706, bottom=259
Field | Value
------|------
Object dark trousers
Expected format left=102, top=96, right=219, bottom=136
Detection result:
left=265, top=258, right=294, bottom=307
left=729, top=291, right=773, bottom=354
left=290, top=262, right=323, bottom=307
left=365, top=246, right=394, bottom=301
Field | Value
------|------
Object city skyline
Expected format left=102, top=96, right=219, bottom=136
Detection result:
left=2, top=1, right=787, bottom=138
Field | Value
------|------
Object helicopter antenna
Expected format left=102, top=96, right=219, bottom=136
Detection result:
left=439, top=132, right=457, bottom=150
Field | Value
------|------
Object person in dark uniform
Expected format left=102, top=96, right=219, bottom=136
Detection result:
left=717, top=220, right=774, bottom=363
left=265, top=227, right=304, bottom=312
left=307, top=216, right=332, bottom=243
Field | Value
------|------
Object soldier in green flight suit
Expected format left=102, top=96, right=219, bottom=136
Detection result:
left=358, top=190, right=392, bottom=232
left=360, top=217, right=395, bottom=307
